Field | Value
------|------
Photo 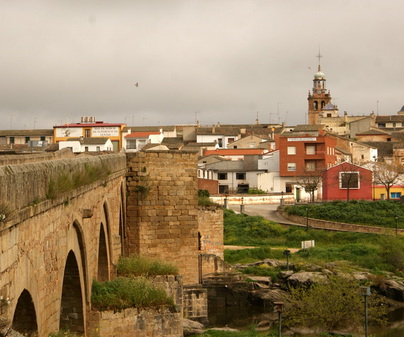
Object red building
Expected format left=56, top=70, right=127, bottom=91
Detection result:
left=279, top=130, right=337, bottom=177
left=322, top=162, right=373, bottom=201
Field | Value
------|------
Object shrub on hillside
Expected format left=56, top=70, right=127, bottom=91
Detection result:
left=91, top=277, right=174, bottom=311
left=286, top=276, right=387, bottom=331
left=117, top=255, right=179, bottom=277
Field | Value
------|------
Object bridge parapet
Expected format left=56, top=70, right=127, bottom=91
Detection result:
left=0, top=153, right=126, bottom=213
left=0, top=148, right=75, bottom=166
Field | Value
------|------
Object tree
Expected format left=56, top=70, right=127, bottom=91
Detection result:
left=372, top=161, right=404, bottom=200
left=285, top=276, right=387, bottom=332
left=296, top=168, right=325, bottom=203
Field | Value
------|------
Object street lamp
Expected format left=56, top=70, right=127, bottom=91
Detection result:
left=360, top=287, right=371, bottom=337
left=240, top=197, right=244, bottom=214
left=283, top=250, right=291, bottom=271
left=274, top=302, right=284, bottom=337
left=395, top=215, right=399, bottom=236
left=306, top=207, right=309, bottom=231
left=280, top=191, right=284, bottom=207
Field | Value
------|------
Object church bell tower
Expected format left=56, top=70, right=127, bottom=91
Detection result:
left=308, top=52, right=332, bottom=125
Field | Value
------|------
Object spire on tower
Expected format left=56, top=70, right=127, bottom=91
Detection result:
left=316, top=49, right=323, bottom=71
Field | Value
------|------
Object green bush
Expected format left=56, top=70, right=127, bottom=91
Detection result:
left=286, top=276, right=387, bottom=331
left=117, top=255, right=178, bottom=277
left=198, top=189, right=210, bottom=198
left=248, top=188, right=266, bottom=194
left=198, top=196, right=218, bottom=206
left=91, top=277, right=174, bottom=311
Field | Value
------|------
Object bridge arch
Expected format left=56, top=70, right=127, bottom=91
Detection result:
left=72, top=220, right=89, bottom=304
left=59, top=250, right=84, bottom=334
left=12, top=289, right=38, bottom=336
left=97, top=224, right=109, bottom=282
left=96, top=202, right=113, bottom=281
left=119, top=181, right=126, bottom=255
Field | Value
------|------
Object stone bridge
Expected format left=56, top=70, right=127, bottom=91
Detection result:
left=0, top=152, right=127, bottom=336
left=0, top=150, right=224, bottom=336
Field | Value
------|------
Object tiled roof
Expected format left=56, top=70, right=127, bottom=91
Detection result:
left=203, top=148, right=266, bottom=156
left=0, top=129, right=53, bottom=136
left=335, top=147, right=351, bottom=155
left=196, top=127, right=240, bottom=136
left=293, top=124, right=325, bottom=132
left=391, top=131, right=404, bottom=142
left=161, top=137, right=184, bottom=150
left=122, top=126, right=176, bottom=132
left=125, top=132, right=160, bottom=138
left=356, top=129, right=391, bottom=136
left=376, top=115, right=404, bottom=122
left=361, top=141, right=394, bottom=157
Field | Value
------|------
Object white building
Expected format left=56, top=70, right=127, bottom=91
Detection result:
left=58, top=137, right=113, bottom=153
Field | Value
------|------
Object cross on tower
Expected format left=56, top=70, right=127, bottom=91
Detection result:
left=316, top=50, right=322, bottom=70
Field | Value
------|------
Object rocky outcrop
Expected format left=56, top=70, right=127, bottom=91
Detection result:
left=285, top=271, right=328, bottom=287
left=376, top=279, right=404, bottom=302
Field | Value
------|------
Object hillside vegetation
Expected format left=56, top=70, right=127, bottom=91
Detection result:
left=283, top=200, right=404, bottom=228
left=223, top=208, right=404, bottom=275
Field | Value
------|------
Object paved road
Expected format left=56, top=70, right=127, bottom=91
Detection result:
left=228, top=203, right=303, bottom=226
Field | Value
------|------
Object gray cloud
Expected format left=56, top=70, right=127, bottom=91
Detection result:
left=0, top=0, right=403, bottom=130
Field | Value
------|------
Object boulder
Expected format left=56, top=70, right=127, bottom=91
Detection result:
left=245, top=276, right=272, bottom=286
left=287, top=271, right=327, bottom=287
left=379, top=279, right=404, bottom=302
left=183, top=318, right=206, bottom=336
left=279, top=270, right=294, bottom=279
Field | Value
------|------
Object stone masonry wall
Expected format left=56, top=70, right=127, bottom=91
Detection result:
left=183, top=285, right=208, bottom=324
left=149, top=275, right=183, bottom=311
left=198, top=206, right=223, bottom=259
left=126, top=151, right=199, bottom=285
left=87, top=306, right=182, bottom=337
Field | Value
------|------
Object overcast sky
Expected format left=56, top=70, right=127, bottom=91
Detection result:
left=0, top=0, right=403, bottom=130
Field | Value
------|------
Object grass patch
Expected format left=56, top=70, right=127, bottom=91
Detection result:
left=224, top=247, right=284, bottom=264
left=244, top=266, right=282, bottom=281
left=224, top=209, right=404, bottom=275
left=46, top=163, right=110, bottom=199
left=91, top=277, right=173, bottom=311
left=283, top=200, right=404, bottom=228
left=117, top=255, right=179, bottom=277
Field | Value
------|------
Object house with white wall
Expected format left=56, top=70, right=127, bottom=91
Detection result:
left=196, top=126, right=239, bottom=149
left=58, top=137, right=113, bottom=153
